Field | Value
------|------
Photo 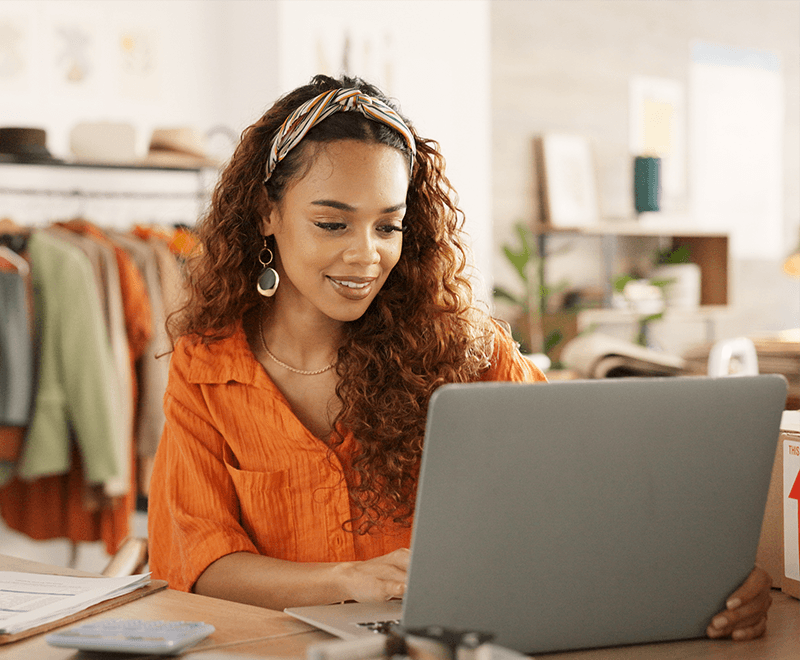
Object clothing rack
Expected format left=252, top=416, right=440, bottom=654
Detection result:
left=0, top=162, right=213, bottom=228
left=0, top=187, right=203, bottom=200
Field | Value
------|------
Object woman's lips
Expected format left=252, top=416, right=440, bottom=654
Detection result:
left=327, top=276, right=376, bottom=300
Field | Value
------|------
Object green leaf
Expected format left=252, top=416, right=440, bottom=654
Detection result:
left=493, top=286, right=526, bottom=308
left=501, top=222, right=539, bottom=282
left=657, top=246, right=692, bottom=264
left=544, top=329, right=563, bottom=353
left=515, top=222, right=534, bottom=257
left=502, top=245, right=529, bottom=281
left=648, top=277, right=675, bottom=289
left=613, top=274, right=636, bottom=293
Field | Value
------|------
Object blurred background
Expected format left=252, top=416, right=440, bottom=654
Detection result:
left=1, top=0, right=798, bottom=571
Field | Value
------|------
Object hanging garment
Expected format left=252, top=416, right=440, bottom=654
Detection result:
left=0, top=229, right=129, bottom=554
left=0, top=228, right=122, bottom=477
left=46, top=225, right=134, bottom=498
left=0, top=247, right=34, bottom=486
left=110, top=230, right=186, bottom=495
left=108, top=231, right=169, bottom=496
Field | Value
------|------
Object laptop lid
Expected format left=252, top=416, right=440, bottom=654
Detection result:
left=401, top=375, right=786, bottom=654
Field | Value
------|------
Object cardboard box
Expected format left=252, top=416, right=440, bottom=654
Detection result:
left=756, top=410, right=800, bottom=598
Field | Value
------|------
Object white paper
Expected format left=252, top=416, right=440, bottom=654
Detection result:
left=541, top=133, right=599, bottom=227
left=0, top=571, right=150, bottom=635
left=784, top=440, right=800, bottom=581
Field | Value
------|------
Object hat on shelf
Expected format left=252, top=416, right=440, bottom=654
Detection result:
left=69, top=122, right=138, bottom=164
left=0, top=127, right=62, bottom=163
left=140, top=127, right=219, bottom=169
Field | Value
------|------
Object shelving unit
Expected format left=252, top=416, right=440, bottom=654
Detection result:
left=534, top=221, right=729, bottom=307
left=533, top=221, right=730, bottom=349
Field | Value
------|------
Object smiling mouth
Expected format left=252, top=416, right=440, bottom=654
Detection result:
left=330, top=278, right=369, bottom=289
left=327, top=276, right=376, bottom=300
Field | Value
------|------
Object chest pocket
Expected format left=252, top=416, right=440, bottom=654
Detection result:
left=223, top=445, right=298, bottom=560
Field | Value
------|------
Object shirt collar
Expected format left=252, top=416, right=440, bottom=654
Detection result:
left=186, top=320, right=264, bottom=386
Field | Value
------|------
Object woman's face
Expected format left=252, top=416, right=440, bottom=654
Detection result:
left=264, top=139, right=409, bottom=324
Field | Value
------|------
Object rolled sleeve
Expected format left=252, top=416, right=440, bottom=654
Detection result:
left=148, top=348, right=258, bottom=592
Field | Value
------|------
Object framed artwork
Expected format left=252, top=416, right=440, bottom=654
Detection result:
left=535, top=133, right=600, bottom=228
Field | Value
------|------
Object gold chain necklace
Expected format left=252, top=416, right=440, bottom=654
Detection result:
left=259, top=307, right=335, bottom=376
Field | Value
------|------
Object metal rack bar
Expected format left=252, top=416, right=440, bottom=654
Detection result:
left=0, top=187, right=203, bottom=200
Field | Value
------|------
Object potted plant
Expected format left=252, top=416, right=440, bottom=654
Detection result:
left=651, top=245, right=701, bottom=309
left=493, top=222, right=572, bottom=361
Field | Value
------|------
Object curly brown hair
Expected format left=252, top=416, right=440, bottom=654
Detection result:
left=170, top=74, right=496, bottom=532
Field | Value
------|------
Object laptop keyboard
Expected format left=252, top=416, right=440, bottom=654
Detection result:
left=355, top=619, right=401, bottom=634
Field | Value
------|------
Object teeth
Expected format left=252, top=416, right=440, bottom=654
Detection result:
left=332, top=279, right=369, bottom=289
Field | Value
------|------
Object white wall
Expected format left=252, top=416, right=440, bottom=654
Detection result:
left=277, top=0, right=493, bottom=299
left=0, top=0, right=226, bottom=156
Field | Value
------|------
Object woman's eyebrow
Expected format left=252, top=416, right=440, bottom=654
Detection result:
left=310, top=200, right=406, bottom=214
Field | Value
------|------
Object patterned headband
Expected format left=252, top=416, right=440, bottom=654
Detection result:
left=264, top=87, right=416, bottom=183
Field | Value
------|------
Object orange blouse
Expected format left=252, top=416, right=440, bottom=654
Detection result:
left=148, top=320, right=546, bottom=592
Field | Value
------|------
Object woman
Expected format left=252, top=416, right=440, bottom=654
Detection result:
left=147, top=75, right=770, bottom=641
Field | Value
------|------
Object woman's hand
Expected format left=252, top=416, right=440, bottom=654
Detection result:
left=336, top=548, right=410, bottom=603
left=706, top=566, right=772, bottom=641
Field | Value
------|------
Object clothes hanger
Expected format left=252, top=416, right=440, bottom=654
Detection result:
left=0, top=217, right=31, bottom=254
left=0, top=216, right=27, bottom=235
left=0, top=244, right=30, bottom=277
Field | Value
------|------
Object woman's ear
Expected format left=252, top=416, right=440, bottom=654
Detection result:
left=258, top=191, right=278, bottom=236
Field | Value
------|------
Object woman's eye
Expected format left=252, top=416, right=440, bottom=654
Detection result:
left=315, top=221, right=347, bottom=232
left=378, top=224, right=405, bottom=235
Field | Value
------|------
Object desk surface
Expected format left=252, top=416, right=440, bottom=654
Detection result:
left=0, top=555, right=797, bottom=660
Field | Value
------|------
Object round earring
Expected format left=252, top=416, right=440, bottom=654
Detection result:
left=257, top=240, right=279, bottom=297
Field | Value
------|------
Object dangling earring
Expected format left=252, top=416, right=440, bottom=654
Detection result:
left=257, top=239, right=279, bottom=297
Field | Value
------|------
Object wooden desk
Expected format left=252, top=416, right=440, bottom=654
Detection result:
left=0, top=555, right=330, bottom=659
left=1, top=555, right=797, bottom=659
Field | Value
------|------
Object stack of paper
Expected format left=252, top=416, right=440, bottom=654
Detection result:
left=684, top=330, right=799, bottom=408
left=0, top=571, right=150, bottom=635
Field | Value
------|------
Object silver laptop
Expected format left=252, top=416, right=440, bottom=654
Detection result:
left=286, top=375, right=787, bottom=654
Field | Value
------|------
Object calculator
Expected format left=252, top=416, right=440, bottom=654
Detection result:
left=45, top=619, right=215, bottom=655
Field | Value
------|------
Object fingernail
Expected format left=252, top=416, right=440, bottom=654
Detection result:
left=732, top=629, right=746, bottom=641
left=726, top=597, right=742, bottom=610
left=712, top=615, right=728, bottom=629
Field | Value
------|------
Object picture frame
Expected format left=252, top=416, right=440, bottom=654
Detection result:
left=535, top=133, right=600, bottom=228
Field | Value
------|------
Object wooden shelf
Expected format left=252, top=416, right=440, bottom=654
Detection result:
left=0, top=155, right=210, bottom=172
left=578, top=305, right=728, bottom=328
left=533, top=221, right=727, bottom=238
left=534, top=222, right=729, bottom=307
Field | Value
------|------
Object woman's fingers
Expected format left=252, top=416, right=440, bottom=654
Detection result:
left=727, top=567, right=772, bottom=609
left=339, top=548, right=410, bottom=602
left=706, top=567, right=773, bottom=640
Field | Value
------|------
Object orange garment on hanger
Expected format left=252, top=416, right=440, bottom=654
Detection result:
left=0, top=443, right=133, bottom=553
left=132, top=224, right=199, bottom=259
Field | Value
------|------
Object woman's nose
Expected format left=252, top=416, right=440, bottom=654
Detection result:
left=343, top=231, right=380, bottom=265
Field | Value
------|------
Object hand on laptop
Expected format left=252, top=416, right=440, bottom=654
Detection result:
left=337, top=547, right=409, bottom=603
left=706, top=566, right=772, bottom=641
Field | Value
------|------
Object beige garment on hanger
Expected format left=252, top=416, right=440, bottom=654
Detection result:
left=45, top=226, right=133, bottom=499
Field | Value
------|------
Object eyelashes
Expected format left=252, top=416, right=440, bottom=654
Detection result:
left=314, top=221, right=406, bottom=235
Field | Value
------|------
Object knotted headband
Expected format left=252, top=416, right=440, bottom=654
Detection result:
left=264, top=87, right=416, bottom=183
